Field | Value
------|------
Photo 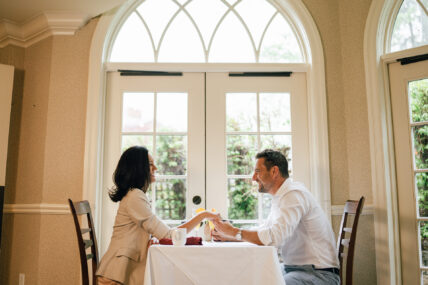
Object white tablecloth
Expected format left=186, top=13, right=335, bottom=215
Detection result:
left=144, top=241, right=285, bottom=285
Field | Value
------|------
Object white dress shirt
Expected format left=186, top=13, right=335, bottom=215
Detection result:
left=257, top=179, right=339, bottom=269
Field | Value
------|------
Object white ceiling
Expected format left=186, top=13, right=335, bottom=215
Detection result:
left=0, top=0, right=126, bottom=23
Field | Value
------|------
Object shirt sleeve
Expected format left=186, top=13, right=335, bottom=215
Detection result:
left=126, top=190, right=172, bottom=239
left=257, top=190, right=308, bottom=246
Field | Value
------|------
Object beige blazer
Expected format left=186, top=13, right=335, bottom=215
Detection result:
left=96, top=189, right=172, bottom=284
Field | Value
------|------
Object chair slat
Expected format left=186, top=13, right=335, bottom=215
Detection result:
left=74, top=202, right=91, bottom=215
left=341, top=238, right=350, bottom=247
left=81, top=228, right=91, bottom=234
left=344, top=227, right=352, bottom=233
left=343, top=201, right=359, bottom=214
left=84, top=239, right=93, bottom=249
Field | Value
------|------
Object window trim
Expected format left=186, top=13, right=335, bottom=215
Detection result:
left=83, top=0, right=331, bottom=249
left=364, top=0, right=428, bottom=284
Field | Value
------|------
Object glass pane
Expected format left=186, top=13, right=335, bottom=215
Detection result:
left=228, top=178, right=258, bottom=220
left=156, top=135, right=187, bottom=175
left=235, top=0, right=276, bottom=48
left=137, top=0, right=179, bottom=48
left=122, top=93, right=154, bottom=132
left=227, top=135, right=257, bottom=175
left=186, top=0, right=228, bottom=47
left=420, top=221, right=428, bottom=267
left=260, top=93, right=291, bottom=132
left=260, top=13, right=303, bottom=63
left=156, top=93, right=187, bottom=132
left=209, top=12, right=255, bottom=62
left=110, top=13, right=154, bottom=62
left=391, top=0, right=428, bottom=52
left=261, top=135, right=292, bottom=174
left=417, top=172, right=428, bottom=217
left=422, top=270, right=428, bottom=285
left=226, top=93, right=257, bottom=132
left=158, top=11, right=205, bottom=62
left=413, top=125, right=428, bottom=169
left=409, top=78, right=428, bottom=123
left=155, top=179, right=186, bottom=220
left=121, top=135, right=153, bottom=153
left=262, top=193, right=272, bottom=219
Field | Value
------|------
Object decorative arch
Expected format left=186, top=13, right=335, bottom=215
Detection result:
left=83, top=0, right=331, bottom=243
left=364, top=0, right=428, bottom=284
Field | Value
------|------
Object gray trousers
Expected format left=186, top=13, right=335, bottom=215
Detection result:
left=283, top=265, right=341, bottom=285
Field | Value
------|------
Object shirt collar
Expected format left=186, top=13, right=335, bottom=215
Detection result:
left=273, top=178, right=292, bottom=198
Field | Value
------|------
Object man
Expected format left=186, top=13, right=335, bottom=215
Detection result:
left=213, top=149, right=340, bottom=284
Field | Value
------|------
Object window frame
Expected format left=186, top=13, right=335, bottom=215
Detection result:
left=83, top=0, right=331, bottom=251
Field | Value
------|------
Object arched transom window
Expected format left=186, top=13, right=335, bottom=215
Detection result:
left=108, top=0, right=304, bottom=63
left=391, top=0, right=428, bottom=52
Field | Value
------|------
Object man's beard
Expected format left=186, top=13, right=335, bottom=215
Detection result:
left=258, top=183, right=268, bottom=193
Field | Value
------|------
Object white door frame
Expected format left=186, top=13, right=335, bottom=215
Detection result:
left=364, top=0, right=428, bottom=283
left=83, top=0, right=331, bottom=243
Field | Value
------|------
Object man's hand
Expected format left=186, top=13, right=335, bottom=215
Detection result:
left=212, top=219, right=239, bottom=239
left=212, top=228, right=237, bottom=242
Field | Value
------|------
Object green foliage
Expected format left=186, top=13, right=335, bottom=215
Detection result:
left=410, top=79, right=428, bottom=258
left=154, top=135, right=186, bottom=220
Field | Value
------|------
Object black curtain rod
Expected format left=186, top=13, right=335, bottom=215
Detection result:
left=397, top=53, right=428, bottom=65
left=229, top=71, right=292, bottom=77
left=118, top=70, right=183, bottom=76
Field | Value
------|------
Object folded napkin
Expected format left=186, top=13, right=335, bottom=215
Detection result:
left=159, top=236, right=202, bottom=246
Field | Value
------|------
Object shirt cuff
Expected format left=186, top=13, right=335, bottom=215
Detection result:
left=257, top=228, right=272, bottom=246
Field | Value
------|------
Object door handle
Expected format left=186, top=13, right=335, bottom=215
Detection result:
left=192, top=195, right=202, bottom=205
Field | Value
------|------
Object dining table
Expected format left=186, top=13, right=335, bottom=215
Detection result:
left=144, top=241, right=285, bottom=285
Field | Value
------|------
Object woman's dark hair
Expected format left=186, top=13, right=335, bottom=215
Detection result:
left=255, top=149, right=289, bottom=178
left=109, top=146, right=151, bottom=202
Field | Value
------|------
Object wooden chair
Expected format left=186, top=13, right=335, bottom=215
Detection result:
left=68, top=199, right=99, bottom=285
left=337, top=196, right=365, bottom=285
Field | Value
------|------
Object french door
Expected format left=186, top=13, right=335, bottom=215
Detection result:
left=389, top=59, right=428, bottom=284
left=101, top=71, right=309, bottom=254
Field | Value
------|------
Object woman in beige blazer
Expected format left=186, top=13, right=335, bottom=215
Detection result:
left=96, top=146, right=218, bottom=285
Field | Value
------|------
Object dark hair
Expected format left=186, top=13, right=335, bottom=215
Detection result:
left=255, top=149, right=289, bottom=178
left=109, top=146, right=151, bottom=202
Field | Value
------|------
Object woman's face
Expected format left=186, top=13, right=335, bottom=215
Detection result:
left=148, top=154, right=157, bottom=183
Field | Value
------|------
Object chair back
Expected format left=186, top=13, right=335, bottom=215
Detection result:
left=68, top=199, right=99, bottom=285
left=337, top=196, right=365, bottom=285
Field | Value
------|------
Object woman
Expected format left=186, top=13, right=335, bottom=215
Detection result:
left=96, top=146, right=217, bottom=284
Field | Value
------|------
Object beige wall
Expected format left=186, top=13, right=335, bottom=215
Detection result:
left=0, top=1, right=378, bottom=283
left=0, top=19, right=97, bottom=284
left=302, top=0, right=377, bottom=283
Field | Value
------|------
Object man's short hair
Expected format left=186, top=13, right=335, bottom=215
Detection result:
left=256, top=149, right=289, bottom=178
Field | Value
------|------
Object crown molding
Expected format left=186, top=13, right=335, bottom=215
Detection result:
left=0, top=11, right=90, bottom=48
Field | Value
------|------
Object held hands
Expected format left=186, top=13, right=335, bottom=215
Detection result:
left=212, top=219, right=239, bottom=241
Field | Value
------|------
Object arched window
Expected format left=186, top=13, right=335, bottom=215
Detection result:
left=84, top=0, right=329, bottom=255
left=108, top=0, right=304, bottom=63
left=391, top=0, right=428, bottom=52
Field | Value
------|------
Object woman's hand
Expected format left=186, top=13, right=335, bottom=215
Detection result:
left=202, top=211, right=221, bottom=221
left=148, top=237, right=159, bottom=248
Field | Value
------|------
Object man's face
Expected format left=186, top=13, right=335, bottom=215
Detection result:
left=148, top=154, right=157, bottom=183
left=252, top=158, right=274, bottom=193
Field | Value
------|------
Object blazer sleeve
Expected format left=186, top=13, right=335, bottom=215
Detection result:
left=126, top=190, right=172, bottom=239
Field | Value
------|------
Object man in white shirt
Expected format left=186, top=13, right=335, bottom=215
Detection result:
left=213, top=149, right=340, bottom=284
